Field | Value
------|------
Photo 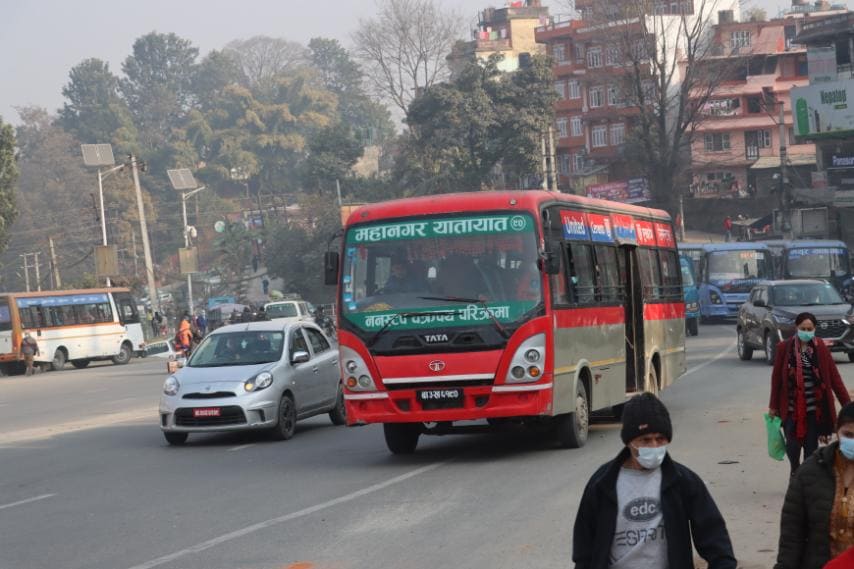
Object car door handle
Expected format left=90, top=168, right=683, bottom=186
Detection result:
left=312, top=366, right=319, bottom=373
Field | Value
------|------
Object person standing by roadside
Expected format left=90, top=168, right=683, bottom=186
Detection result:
left=769, top=312, right=851, bottom=476
left=572, top=393, right=737, bottom=569
left=196, top=311, right=207, bottom=337
left=723, top=215, right=733, bottom=242
left=775, top=402, right=854, bottom=569
left=21, top=332, right=39, bottom=376
left=174, top=315, right=193, bottom=358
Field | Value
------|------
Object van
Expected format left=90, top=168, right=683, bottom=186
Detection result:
left=264, top=300, right=312, bottom=323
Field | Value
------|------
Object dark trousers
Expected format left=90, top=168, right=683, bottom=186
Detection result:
left=784, top=412, right=818, bottom=473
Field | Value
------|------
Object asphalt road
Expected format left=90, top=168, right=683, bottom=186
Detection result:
left=1, top=324, right=849, bottom=569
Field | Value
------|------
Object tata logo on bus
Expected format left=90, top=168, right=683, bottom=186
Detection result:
left=428, top=360, right=446, bottom=372
left=423, top=334, right=449, bottom=344
left=560, top=211, right=589, bottom=240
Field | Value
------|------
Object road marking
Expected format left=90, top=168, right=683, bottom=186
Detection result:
left=683, top=330, right=736, bottom=379
left=226, top=443, right=256, bottom=452
left=0, top=407, right=155, bottom=445
left=125, top=461, right=449, bottom=569
left=0, top=493, right=56, bottom=512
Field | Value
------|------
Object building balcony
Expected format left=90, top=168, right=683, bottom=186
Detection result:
left=476, top=38, right=513, bottom=52
left=556, top=98, right=584, bottom=112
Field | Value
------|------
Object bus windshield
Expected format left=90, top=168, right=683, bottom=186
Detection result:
left=680, top=258, right=695, bottom=286
left=341, top=213, right=542, bottom=333
left=707, top=250, right=771, bottom=282
left=787, top=248, right=849, bottom=278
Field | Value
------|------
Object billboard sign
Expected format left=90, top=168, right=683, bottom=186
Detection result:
left=792, top=80, right=854, bottom=138
left=585, top=177, right=651, bottom=204
left=807, top=46, right=837, bottom=84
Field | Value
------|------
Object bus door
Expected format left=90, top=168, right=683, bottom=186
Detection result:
left=620, top=246, right=645, bottom=392
left=113, top=292, right=144, bottom=350
left=0, top=297, right=12, bottom=356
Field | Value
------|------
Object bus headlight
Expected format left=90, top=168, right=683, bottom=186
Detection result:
left=163, top=376, right=180, bottom=396
left=341, top=346, right=378, bottom=391
left=710, top=291, right=723, bottom=305
left=686, top=302, right=699, bottom=312
left=506, top=334, right=546, bottom=383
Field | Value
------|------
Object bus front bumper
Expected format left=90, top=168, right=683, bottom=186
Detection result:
left=344, top=382, right=553, bottom=425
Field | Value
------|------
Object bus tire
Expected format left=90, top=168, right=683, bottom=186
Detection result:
left=164, top=432, right=188, bottom=446
left=71, top=359, right=91, bottom=369
left=686, top=318, right=699, bottom=337
left=555, top=380, right=589, bottom=449
left=848, top=352, right=854, bottom=363
left=383, top=423, right=420, bottom=454
left=646, top=360, right=660, bottom=394
left=51, top=348, right=67, bottom=371
left=737, top=329, right=753, bottom=361
left=112, top=342, right=133, bottom=365
left=328, top=384, right=347, bottom=426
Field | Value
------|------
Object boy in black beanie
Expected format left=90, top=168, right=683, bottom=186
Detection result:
left=572, top=393, right=736, bottom=569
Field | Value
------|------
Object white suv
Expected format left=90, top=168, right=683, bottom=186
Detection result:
left=264, top=300, right=312, bottom=323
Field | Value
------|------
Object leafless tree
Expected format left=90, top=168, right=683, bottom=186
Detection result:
left=352, top=0, right=463, bottom=116
left=225, top=36, right=309, bottom=97
left=585, top=0, right=740, bottom=210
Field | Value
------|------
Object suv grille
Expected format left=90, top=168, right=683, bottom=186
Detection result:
left=816, top=319, right=848, bottom=339
left=175, top=406, right=246, bottom=427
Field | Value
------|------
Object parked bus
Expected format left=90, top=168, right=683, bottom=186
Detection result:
left=680, top=256, right=700, bottom=337
left=761, top=239, right=853, bottom=300
left=697, top=242, right=773, bottom=320
left=0, top=288, right=145, bottom=374
left=326, top=191, right=686, bottom=454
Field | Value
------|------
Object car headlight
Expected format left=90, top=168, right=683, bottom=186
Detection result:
left=245, top=371, right=273, bottom=392
left=163, top=376, right=180, bottom=396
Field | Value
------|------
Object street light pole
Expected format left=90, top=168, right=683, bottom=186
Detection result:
left=180, top=186, right=205, bottom=316
left=96, top=164, right=124, bottom=288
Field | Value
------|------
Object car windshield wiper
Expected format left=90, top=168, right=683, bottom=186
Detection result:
left=418, top=296, right=509, bottom=339
left=367, top=310, right=461, bottom=347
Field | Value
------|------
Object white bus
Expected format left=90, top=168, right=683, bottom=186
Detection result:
left=0, top=288, right=146, bottom=374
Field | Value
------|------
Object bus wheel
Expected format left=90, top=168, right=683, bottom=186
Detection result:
left=646, top=363, right=660, bottom=394
left=383, top=423, right=420, bottom=454
left=112, top=343, right=132, bottom=365
left=686, top=318, right=699, bottom=337
left=71, top=359, right=91, bottom=369
left=51, top=349, right=67, bottom=371
left=555, top=381, right=589, bottom=449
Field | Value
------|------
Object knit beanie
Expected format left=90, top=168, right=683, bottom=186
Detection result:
left=621, top=392, right=673, bottom=444
left=837, top=402, right=854, bottom=430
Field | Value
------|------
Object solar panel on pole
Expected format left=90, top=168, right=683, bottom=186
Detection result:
left=81, top=144, right=116, bottom=167
left=167, top=168, right=198, bottom=191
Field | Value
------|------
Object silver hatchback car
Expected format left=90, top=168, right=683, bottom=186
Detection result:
left=159, top=320, right=344, bottom=445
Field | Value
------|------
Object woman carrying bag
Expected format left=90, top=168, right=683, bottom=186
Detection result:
left=769, top=312, right=851, bottom=476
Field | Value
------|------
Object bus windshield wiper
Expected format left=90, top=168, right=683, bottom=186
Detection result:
left=418, top=296, right=509, bottom=339
left=367, top=310, right=461, bottom=347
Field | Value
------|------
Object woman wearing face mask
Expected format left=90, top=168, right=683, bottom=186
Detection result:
left=572, top=393, right=737, bottom=569
left=775, top=403, right=854, bottom=569
left=769, top=312, right=851, bottom=476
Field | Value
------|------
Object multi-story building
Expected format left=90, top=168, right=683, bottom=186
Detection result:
left=448, top=0, right=550, bottom=77
left=536, top=1, right=739, bottom=195
left=688, top=7, right=844, bottom=200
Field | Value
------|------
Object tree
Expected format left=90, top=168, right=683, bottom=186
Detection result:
left=57, top=58, right=138, bottom=153
left=224, top=36, right=308, bottom=100
left=353, top=0, right=462, bottom=115
left=397, top=55, right=556, bottom=194
left=191, top=50, right=246, bottom=112
left=300, top=122, right=364, bottom=192
left=0, top=115, right=17, bottom=257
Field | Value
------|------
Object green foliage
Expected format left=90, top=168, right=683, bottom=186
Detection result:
left=300, top=122, right=364, bottom=193
left=0, top=115, right=18, bottom=257
left=396, top=55, right=556, bottom=194
left=213, top=222, right=255, bottom=286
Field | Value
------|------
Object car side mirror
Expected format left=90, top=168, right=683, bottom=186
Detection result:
left=753, top=299, right=766, bottom=308
left=291, top=351, right=310, bottom=365
left=324, top=252, right=339, bottom=286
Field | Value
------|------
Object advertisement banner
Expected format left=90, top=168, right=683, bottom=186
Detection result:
left=792, top=80, right=854, bottom=138
left=586, top=177, right=651, bottom=204
left=807, top=46, right=837, bottom=84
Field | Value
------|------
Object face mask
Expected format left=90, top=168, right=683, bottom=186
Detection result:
left=797, top=330, right=815, bottom=342
left=635, top=445, right=667, bottom=469
left=840, top=436, right=854, bottom=460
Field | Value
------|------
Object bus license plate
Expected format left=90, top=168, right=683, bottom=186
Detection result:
left=417, top=389, right=463, bottom=409
left=193, top=407, right=221, bottom=418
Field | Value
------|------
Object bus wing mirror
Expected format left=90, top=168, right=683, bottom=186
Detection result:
left=542, top=244, right=561, bottom=275
left=324, top=252, right=339, bottom=286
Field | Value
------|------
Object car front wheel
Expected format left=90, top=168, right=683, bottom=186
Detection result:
left=329, top=385, right=347, bottom=426
left=271, top=394, right=297, bottom=441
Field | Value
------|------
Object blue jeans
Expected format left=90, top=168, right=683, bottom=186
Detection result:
left=784, top=412, right=818, bottom=473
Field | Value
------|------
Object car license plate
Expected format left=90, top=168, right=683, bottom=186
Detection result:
left=417, top=388, right=463, bottom=410
left=193, top=407, right=221, bottom=418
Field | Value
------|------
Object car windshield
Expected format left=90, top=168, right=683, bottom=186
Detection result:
left=707, top=250, right=771, bottom=281
left=772, top=283, right=845, bottom=306
left=680, top=258, right=695, bottom=286
left=266, top=304, right=298, bottom=318
left=188, top=331, right=284, bottom=367
left=340, top=212, right=542, bottom=333
left=787, top=247, right=849, bottom=278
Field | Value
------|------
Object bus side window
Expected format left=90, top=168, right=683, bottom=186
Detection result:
left=567, top=243, right=596, bottom=305
left=639, top=248, right=663, bottom=301
left=659, top=250, right=682, bottom=301
left=594, top=245, right=621, bottom=304
left=550, top=243, right=570, bottom=306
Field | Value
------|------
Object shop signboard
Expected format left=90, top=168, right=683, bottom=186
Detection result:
left=807, top=46, right=837, bottom=84
left=585, top=177, right=651, bottom=204
left=792, top=80, right=854, bottom=138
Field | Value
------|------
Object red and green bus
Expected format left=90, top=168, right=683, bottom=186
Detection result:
left=325, top=191, right=686, bottom=454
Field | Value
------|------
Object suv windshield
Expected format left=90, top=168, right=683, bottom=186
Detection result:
left=707, top=250, right=771, bottom=281
left=772, top=283, right=845, bottom=306
left=266, top=303, right=298, bottom=318
left=188, top=331, right=284, bottom=367
left=341, top=213, right=542, bottom=333
left=787, top=247, right=849, bottom=278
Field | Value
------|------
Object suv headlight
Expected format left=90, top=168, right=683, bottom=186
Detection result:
left=163, top=376, right=180, bottom=396
left=341, top=346, right=378, bottom=391
left=506, top=334, right=546, bottom=383
left=244, top=371, right=273, bottom=392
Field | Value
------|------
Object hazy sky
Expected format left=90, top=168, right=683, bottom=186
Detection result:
left=0, top=0, right=809, bottom=125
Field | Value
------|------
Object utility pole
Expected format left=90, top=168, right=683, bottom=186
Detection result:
left=48, top=238, right=61, bottom=288
left=130, top=155, right=159, bottom=314
left=540, top=134, right=549, bottom=190
left=548, top=125, right=558, bottom=191
left=20, top=254, right=31, bottom=292
left=778, top=103, right=792, bottom=239
left=33, top=252, right=41, bottom=291
left=131, top=229, right=139, bottom=277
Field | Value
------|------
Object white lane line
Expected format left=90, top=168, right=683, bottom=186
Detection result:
left=0, top=493, right=56, bottom=512
left=683, top=333, right=737, bottom=379
left=226, top=443, right=256, bottom=452
left=125, top=461, right=449, bottom=569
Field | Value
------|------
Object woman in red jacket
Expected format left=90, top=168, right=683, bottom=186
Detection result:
left=769, top=312, right=851, bottom=475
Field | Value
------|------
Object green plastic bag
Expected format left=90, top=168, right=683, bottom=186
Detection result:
left=765, top=413, right=786, bottom=461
